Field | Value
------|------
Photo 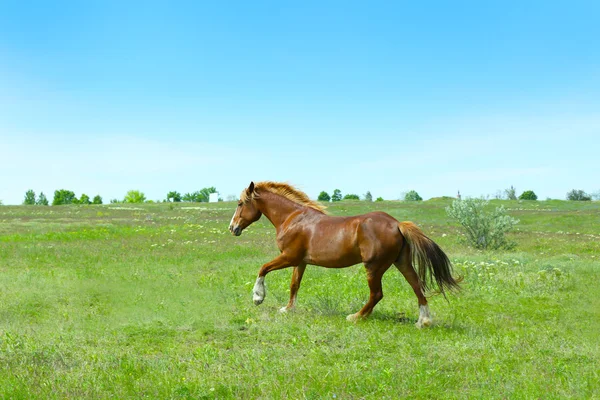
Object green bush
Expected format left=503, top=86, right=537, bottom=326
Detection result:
left=404, top=190, right=422, bottom=201
left=23, top=190, right=36, bottom=205
left=519, top=190, right=538, bottom=200
left=331, top=189, right=342, bottom=202
left=36, top=192, right=49, bottom=206
left=446, top=198, right=519, bottom=250
left=364, top=191, right=373, bottom=202
left=124, top=190, right=146, bottom=203
left=343, top=194, right=359, bottom=200
left=317, top=191, right=331, bottom=202
left=566, top=189, right=591, bottom=201
left=92, top=195, right=103, bottom=205
left=53, top=189, right=77, bottom=205
left=375, top=197, right=384, bottom=202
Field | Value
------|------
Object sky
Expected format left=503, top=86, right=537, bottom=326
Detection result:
left=1, top=1, right=599, bottom=205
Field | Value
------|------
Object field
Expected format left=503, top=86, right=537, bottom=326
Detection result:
left=1, top=199, right=599, bottom=399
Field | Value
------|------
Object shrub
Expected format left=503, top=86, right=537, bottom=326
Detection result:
left=23, top=190, right=36, bottom=205
left=404, top=190, right=423, bottom=201
left=79, top=194, right=91, bottom=205
left=37, top=192, right=49, bottom=206
left=92, top=195, right=103, bottom=205
left=53, top=189, right=77, bottom=205
left=331, top=189, right=342, bottom=202
left=566, top=189, right=591, bottom=201
left=317, top=191, right=331, bottom=202
left=364, top=191, right=373, bottom=202
left=446, top=198, right=520, bottom=250
left=124, top=190, right=146, bottom=203
left=167, top=191, right=182, bottom=202
left=519, top=190, right=538, bottom=201
left=504, top=185, right=517, bottom=200
left=375, top=197, right=384, bottom=202
left=343, top=194, right=360, bottom=200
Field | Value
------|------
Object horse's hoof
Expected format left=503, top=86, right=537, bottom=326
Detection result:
left=415, top=317, right=432, bottom=329
left=346, top=313, right=359, bottom=322
left=279, top=306, right=290, bottom=313
left=253, top=295, right=264, bottom=305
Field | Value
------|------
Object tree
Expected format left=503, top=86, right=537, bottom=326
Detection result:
left=93, top=195, right=103, bottom=205
left=23, top=189, right=36, bottom=205
left=364, top=191, right=373, bottom=202
left=183, top=187, right=217, bottom=202
left=79, top=193, right=91, bottom=205
left=504, top=185, right=517, bottom=200
left=124, top=190, right=146, bottom=203
left=343, top=194, right=360, bottom=200
left=331, top=189, right=342, bottom=202
left=36, top=192, right=49, bottom=206
left=566, top=189, right=591, bottom=201
left=167, top=191, right=182, bottom=202
left=404, top=190, right=423, bottom=201
left=318, top=191, right=331, bottom=202
left=53, top=189, right=77, bottom=205
left=376, top=197, right=384, bottom=202
left=519, top=190, right=538, bottom=201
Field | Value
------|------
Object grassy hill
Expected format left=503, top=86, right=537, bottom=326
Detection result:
left=1, top=199, right=599, bottom=398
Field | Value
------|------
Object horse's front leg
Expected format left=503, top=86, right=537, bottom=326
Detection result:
left=253, top=254, right=294, bottom=305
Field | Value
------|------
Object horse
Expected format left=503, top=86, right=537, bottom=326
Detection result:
left=229, top=181, right=461, bottom=328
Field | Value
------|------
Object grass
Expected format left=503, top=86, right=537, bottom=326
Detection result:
left=1, top=199, right=599, bottom=399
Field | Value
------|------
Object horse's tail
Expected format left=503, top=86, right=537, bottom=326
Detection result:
left=398, top=222, right=462, bottom=298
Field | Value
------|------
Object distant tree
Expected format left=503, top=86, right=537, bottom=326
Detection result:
left=36, top=192, right=49, bottom=206
left=124, top=190, right=146, bottom=203
left=23, top=189, right=36, bottom=205
left=566, top=189, right=591, bottom=201
left=226, top=194, right=237, bottom=202
left=343, top=194, right=360, bottom=200
left=404, top=190, right=423, bottom=201
left=79, top=193, right=91, bottom=205
left=167, top=191, right=182, bottom=202
left=110, top=198, right=120, bottom=204
left=376, top=197, right=384, bottom=202
left=364, top=191, right=373, bottom=202
left=331, top=189, right=342, bottom=202
left=199, top=187, right=217, bottom=202
left=53, top=189, right=77, bottom=205
left=183, top=187, right=217, bottom=202
left=318, top=191, right=331, bottom=202
left=504, top=185, right=517, bottom=200
left=92, top=195, right=103, bottom=205
left=519, top=190, right=538, bottom=201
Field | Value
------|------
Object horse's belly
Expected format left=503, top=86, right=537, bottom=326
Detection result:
left=304, top=236, right=362, bottom=268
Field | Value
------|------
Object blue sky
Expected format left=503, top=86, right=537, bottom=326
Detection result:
left=1, top=1, right=599, bottom=204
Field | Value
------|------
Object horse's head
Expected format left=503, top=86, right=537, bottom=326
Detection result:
left=229, top=182, right=262, bottom=236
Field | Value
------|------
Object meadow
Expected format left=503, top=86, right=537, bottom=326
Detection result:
left=0, top=199, right=599, bottom=399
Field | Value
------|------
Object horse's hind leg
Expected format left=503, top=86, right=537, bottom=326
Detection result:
left=280, top=264, right=306, bottom=313
left=394, top=260, right=432, bottom=328
left=347, top=263, right=390, bottom=322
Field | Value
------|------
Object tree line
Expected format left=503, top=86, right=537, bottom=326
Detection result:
left=18, top=187, right=221, bottom=205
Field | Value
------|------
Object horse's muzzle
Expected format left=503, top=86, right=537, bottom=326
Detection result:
left=231, top=226, right=242, bottom=236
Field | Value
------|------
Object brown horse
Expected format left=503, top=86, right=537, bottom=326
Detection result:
left=229, top=181, right=461, bottom=327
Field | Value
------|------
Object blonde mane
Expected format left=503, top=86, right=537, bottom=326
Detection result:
left=241, top=181, right=327, bottom=214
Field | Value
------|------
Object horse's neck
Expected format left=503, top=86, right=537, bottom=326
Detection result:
left=256, top=192, right=303, bottom=230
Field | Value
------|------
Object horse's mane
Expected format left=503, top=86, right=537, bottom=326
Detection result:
left=241, top=181, right=327, bottom=214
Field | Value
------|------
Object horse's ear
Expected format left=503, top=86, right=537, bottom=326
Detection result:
left=247, top=181, right=255, bottom=195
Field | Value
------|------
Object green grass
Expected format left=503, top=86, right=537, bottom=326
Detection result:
left=1, top=200, right=599, bottom=399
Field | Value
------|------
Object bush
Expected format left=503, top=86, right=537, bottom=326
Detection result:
left=124, top=190, right=146, bottom=203
left=92, top=195, right=103, bottom=205
left=446, top=198, right=520, bottom=250
left=167, top=191, right=182, bottom=202
left=23, top=190, right=36, bottom=205
left=404, top=190, right=422, bottom=201
left=504, top=185, right=517, bottom=200
left=519, top=190, right=538, bottom=200
left=566, top=189, right=591, bottom=201
left=53, top=189, right=77, bottom=205
left=317, top=191, right=331, bottom=202
left=331, top=189, right=342, bottom=202
left=364, top=191, right=373, bottom=202
left=375, top=197, right=384, bottom=202
left=37, top=192, right=49, bottom=206
left=343, top=194, right=360, bottom=200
